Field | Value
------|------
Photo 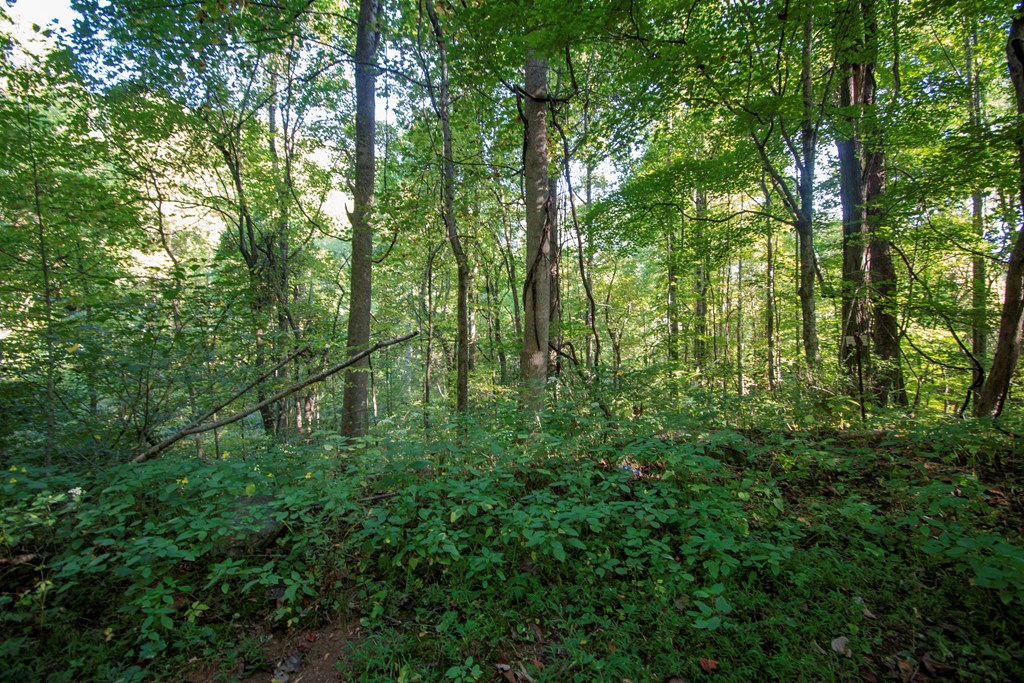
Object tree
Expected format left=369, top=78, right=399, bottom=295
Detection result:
left=341, top=0, right=380, bottom=438
left=419, top=0, right=471, bottom=414
left=521, top=52, right=552, bottom=414
left=977, top=2, right=1024, bottom=417
left=835, top=0, right=905, bottom=406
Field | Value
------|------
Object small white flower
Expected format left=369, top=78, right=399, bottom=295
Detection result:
left=67, top=487, right=83, bottom=499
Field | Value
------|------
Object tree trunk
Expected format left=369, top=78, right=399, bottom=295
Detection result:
left=341, top=0, right=379, bottom=438
left=424, top=0, right=470, bottom=413
left=551, top=103, right=600, bottom=371
left=763, top=183, right=779, bottom=392
left=422, top=242, right=443, bottom=432
left=797, top=13, right=820, bottom=368
left=977, top=3, right=1024, bottom=417
left=548, top=177, right=561, bottom=376
left=521, top=52, right=551, bottom=414
left=667, top=225, right=679, bottom=362
left=737, top=255, right=744, bottom=395
left=693, top=189, right=710, bottom=374
left=868, top=148, right=905, bottom=406
left=837, top=55, right=870, bottom=377
left=968, top=28, right=988, bottom=408
left=972, top=189, right=988, bottom=407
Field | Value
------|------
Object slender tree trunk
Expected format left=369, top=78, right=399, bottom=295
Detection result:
left=341, top=0, right=379, bottom=438
left=488, top=270, right=508, bottom=383
left=26, top=106, right=55, bottom=467
left=978, top=3, right=1024, bottom=417
left=268, top=64, right=300, bottom=433
left=496, top=199, right=522, bottom=339
left=551, top=103, right=600, bottom=371
left=737, top=255, right=744, bottom=395
left=424, top=1, right=470, bottom=413
left=972, top=188, right=988, bottom=406
left=422, top=242, right=443, bottom=432
left=763, top=183, right=779, bottom=392
left=968, top=28, right=989, bottom=408
left=797, top=13, right=820, bottom=368
left=521, top=53, right=551, bottom=414
left=693, top=190, right=709, bottom=374
left=667, top=225, right=679, bottom=362
left=548, top=177, right=562, bottom=376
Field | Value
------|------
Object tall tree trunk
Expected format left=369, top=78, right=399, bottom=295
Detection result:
left=868, top=146, right=904, bottom=405
left=424, top=0, right=470, bottom=413
left=521, top=53, right=551, bottom=414
left=693, top=189, right=710, bottom=374
left=763, top=182, right=779, bottom=392
left=837, top=0, right=902, bottom=405
left=859, top=0, right=904, bottom=406
left=972, top=188, right=988, bottom=406
left=837, top=51, right=870, bottom=377
left=968, top=28, right=988, bottom=408
left=268, top=64, right=300, bottom=433
left=341, top=0, right=379, bottom=438
left=978, top=3, right=1024, bottom=417
left=551, top=104, right=600, bottom=371
left=737, top=255, right=745, bottom=395
left=797, top=13, right=820, bottom=368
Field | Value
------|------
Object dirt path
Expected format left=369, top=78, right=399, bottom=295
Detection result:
left=186, top=619, right=361, bottom=683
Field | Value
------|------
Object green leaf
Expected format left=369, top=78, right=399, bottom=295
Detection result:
left=694, top=615, right=721, bottom=630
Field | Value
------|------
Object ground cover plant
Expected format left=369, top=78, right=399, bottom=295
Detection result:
left=3, top=393, right=1022, bottom=682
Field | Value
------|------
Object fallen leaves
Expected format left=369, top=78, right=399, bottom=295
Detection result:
left=494, top=657, right=543, bottom=682
left=497, top=660, right=516, bottom=683
left=698, top=657, right=718, bottom=672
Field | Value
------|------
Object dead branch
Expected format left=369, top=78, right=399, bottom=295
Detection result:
left=132, top=331, right=419, bottom=464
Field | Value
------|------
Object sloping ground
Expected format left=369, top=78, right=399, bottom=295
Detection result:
left=2, top=420, right=1022, bottom=681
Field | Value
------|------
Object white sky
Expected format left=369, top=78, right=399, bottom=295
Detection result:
left=7, top=0, right=77, bottom=27
left=5, top=0, right=78, bottom=53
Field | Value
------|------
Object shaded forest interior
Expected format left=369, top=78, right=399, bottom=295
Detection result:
left=2, top=1, right=1024, bottom=681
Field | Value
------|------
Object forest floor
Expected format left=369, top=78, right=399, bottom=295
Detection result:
left=3, top=412, right=1024, bottom=682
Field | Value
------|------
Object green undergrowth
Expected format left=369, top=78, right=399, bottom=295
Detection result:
left=1, top=413, right=1023, bottom=681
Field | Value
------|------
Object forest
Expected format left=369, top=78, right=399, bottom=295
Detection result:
left=2, top=0, right=1024, bottom=680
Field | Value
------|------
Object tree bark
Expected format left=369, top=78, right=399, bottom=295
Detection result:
left=977, top=3, right=1024, bottom=417
left=341, top=0, right=379, bottom=438
left=521, top=52, right=551, bottom=414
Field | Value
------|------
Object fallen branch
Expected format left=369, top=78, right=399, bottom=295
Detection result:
left=194, top=344, right=311, bottom=428
left=132, top=331, right=419, bottom=464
